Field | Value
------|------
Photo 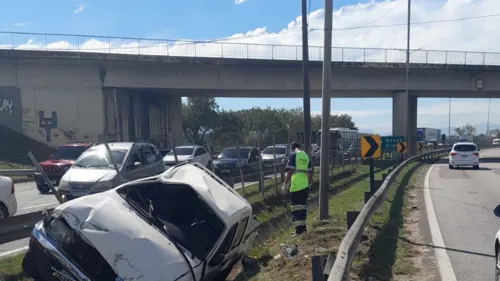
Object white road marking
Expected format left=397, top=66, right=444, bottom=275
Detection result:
left=424, top=163, right=458, bottom=281
left=0, top=246, right=28, bottom=259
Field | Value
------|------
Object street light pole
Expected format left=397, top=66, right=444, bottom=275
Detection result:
left=404, top=0, right=411, bottom=157
left=301, top=0, right=312, bottom=156
left=319, top=0, right=333, bottom=220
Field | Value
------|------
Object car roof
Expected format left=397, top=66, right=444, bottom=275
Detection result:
left=224, top=146, right=253, bottom=150
left=453, top=142, right=477, bottom=146
left=93, top=142, right=135, bottom=150
left=62, top=142, right=92, bottom=147
left=158, top=163, right=252, bottom=222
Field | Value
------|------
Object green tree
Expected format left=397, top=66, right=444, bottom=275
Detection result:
left=212, top=110, right=244, bottom=148
left=182, top=97, right=219, bottom=145
left=454, top=123, right=476, bottom=136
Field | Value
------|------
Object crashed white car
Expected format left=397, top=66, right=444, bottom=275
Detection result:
left=22, top=162, right=258, bottom=281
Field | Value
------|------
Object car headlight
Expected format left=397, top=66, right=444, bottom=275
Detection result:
left=58, top=179, right=69, bottom=191
left=93, top=180, right=114, bottom=191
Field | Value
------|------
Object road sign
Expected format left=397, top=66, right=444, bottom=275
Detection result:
left=396, top=142, right=407, bottom=154
left=381, top=136, right=405, bottom=151
left=417, top=142, right=423, bottom=151
left=361, top=135, right=381, bottom=159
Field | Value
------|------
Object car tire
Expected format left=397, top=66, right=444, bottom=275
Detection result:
left=206, top=160, right=212, bottom=169
left=473, top=165, right=479, bottom=170
left=37, top=184, right=51, bottom=194
left=0, top=203, right=9, bottom=219
left=449, top=164, right=454, bottom=169
left=496, top=247, right=500, bottom=281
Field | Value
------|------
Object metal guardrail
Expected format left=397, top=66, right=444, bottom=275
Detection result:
left=0, top=168, right=36, bottom=177
left=1, top=31, right=500, bottom=65
left=327, top=146, right=495, bottom=281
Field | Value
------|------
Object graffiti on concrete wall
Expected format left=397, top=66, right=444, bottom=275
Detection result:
left=39, top=111, right=57, bottom=142
left=0, top=87, right=22, bottom=132
left=22, top=107, right=36, bottom=133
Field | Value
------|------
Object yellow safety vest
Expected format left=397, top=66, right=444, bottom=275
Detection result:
left=291, top=150, right=310, bottom=192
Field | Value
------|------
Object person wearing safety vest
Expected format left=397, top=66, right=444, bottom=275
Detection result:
left=283, top=142, right=313, bottom=237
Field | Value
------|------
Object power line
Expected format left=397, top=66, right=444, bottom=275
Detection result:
left=205, top=12, right=500, bottom=43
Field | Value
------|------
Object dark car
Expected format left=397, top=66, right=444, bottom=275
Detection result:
left=213, top=147, right=260, bottom=175
left=35, top=143, right=92, bottom=194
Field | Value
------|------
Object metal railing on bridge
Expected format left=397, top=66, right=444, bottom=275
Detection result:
left=1, top=31, right=500, bottom=65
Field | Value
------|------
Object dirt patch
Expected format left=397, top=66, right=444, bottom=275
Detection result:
left=394, top=163, right=440, bottom=281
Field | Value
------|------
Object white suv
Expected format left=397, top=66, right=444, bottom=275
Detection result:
left=449, top=142, right=480, bottom=169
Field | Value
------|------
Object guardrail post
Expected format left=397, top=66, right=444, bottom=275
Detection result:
left=369, top=158, right=375, bottom=193
left=346, top=211, right=360, bottom=230
left=364, top=191, right=372, bottom=204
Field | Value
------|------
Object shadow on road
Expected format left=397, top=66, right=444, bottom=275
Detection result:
left=358, top=160, right=423, bottom=280
left=398, top=236, right=494, bottom=258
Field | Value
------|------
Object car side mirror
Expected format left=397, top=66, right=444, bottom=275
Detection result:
left=494, top=205, right=500, bottom=217
left=133, top=162, right=142, bottom=168
left=210, top=253, right=225, bottom=267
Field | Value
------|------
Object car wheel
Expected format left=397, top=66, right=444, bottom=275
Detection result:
left=206, top=160, right=212, bottom=169
left=0, top=203, right=8, bottom=219
left=37, top=184, right=50, bottom=194
left=473, top=165, right=479, bottom=170
left=449, top=164, right=454, bottom=169
left=496, top=247, right=500, bottom=281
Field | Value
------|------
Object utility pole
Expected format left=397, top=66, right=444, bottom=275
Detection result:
left=302, top=0, right=312, bottom=157
left=448, top=97, right=451, bottom=143
left=487, top=97, right=491, bottom=137
left=404, top=0, right=411, bottom=158
left=319, top=0, right=332, bottom=220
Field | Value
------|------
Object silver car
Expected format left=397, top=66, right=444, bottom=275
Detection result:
left=58, top=142, right=166, bottom=201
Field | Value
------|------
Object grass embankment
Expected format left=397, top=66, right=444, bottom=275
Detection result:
left=0, top=161, right=386, bottom=281
left=230, top=165, right=393, bottom=281
left=350, top=158, right=435, bottom=281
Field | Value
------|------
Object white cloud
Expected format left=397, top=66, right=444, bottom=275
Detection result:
left=74, top=4, right=85, bottom=14
left=312, top=109, right=391, bottom=119
left=234, top=0, right=248, bottom=4
left=14, top=22, right=31, bottom=27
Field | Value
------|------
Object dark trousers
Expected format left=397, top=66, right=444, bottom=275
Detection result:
left=290, top=187, right=309, bottom=233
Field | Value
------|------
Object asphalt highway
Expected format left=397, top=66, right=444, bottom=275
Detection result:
left=426, top=149, right=500, bottom=281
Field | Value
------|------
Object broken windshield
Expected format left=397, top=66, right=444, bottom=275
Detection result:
left=117, top=180, right=225, bottom=261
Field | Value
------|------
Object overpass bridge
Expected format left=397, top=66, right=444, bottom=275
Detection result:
left=1, top=31, right=500, bottom=156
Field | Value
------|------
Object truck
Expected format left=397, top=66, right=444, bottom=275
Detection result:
left=417, top=128, right=441, bottom=142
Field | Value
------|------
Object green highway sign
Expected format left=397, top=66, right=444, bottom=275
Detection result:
left=381, top=136, right=405, bottom=151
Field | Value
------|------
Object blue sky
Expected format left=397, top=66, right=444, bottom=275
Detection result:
left=1, top=0, right=499, bottom=134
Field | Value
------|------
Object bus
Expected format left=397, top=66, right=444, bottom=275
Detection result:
left=317, top=127, right=360, bottom=152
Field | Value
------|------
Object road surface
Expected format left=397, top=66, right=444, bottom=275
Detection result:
left=426, top=149, right=500, bottom=281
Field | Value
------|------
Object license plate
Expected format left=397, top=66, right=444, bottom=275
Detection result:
left=70, top=191, right=87, bottom=197
left=461, top=155, right=468, bottom=158
left=221, top=169, right=231, bottom=173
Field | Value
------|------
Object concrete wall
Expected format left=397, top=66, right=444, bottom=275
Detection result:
left=0, top=61, right=183, bottom=148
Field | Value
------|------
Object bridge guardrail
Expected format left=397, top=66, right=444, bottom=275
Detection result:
left=327, top=145, right=495, bottom=281
left=1, top=31, right=500, bottom=65
left=0, top=168, right=36, bottom=177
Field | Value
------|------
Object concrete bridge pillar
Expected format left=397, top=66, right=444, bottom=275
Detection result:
left=392, top=91, right=417, bottom=158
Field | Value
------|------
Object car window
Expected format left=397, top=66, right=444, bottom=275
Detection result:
left=53, top=146, right=89, bottom=160
left=168, top=147, right=194, bottom=156
left=143, top=146, right=157, bottom=164
left=215, top=224, right=238, bottom=258
left=454, top=144, right=476, bottom=152
left=195, top=147, right=207, bottom=156
left=74, top=147, right=127, bottom=169
left=231, top=217, right=249, bottom=250
left=128, top=148, right=146, bottom=168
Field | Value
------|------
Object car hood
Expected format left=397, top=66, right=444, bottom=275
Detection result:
left=51, top=192, right=197, bottom=280
left=40, top=159, right=75, bottom=167
left=62, top=168, right=117, bottom=183
left=213, top=158, right=241, bottom=165
left=261, top=153, right=286, bottom=160
left=163, top=155, right=191, bottom=163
